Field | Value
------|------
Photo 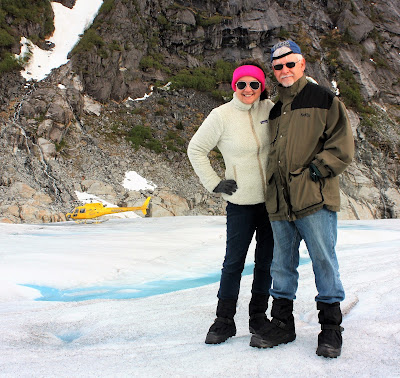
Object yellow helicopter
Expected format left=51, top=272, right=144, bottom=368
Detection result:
left=66, top=196, right=151, bottom=223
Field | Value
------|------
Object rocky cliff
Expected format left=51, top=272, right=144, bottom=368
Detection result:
left=0, top=0, right=399, bottom=223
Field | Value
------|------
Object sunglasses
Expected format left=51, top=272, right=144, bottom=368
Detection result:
left=236, top=81, right=261, bottom=90
left=272, top=59, right=301, bottom=71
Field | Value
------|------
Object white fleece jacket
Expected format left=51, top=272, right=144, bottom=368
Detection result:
left=187, top=93, right=274, bottom=205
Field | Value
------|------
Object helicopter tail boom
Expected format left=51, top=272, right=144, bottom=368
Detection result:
left=141, top=196, right=151, bottom=215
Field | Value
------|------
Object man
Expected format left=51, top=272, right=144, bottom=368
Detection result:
left=250, top=40, right=354, bottom=358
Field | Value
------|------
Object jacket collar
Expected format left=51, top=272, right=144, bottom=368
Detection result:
left=277, top=74, right=307, bottom=101
left=232, top=92, right=260, bottom=111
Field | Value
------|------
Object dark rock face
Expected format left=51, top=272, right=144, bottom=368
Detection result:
left=68, top=0, right=400, bottom=109
left=53, top=0, right=77, bottom=9
left=0, top=72, right=25, bottom=112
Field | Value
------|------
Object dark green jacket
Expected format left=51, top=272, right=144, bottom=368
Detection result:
left=266, top=75, right=354, bottom=221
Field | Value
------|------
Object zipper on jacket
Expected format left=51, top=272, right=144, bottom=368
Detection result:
left=248, top=110, right=267, bottom=201
left=271, top=122, right=280, bottom=145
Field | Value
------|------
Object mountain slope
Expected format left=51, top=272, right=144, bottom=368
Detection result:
left=0, top=0, right=399, bottom=223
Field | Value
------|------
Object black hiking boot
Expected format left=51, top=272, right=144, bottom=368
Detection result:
left=205, top=317, right=236, bottom=344
left=249, top=293, right=270, bottom=334
left=249, top=313, right=270, bottom=335
left=250, top=298, right=296, bottom=348
left=316, top=302, right=344, bottom=358
left=205, top=299, right=237, bottom=344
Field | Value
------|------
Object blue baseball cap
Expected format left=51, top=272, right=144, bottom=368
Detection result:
left=270, top=40, right=302, bottom=62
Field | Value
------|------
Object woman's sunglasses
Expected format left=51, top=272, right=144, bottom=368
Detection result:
left=236, top=81, right=261, bottom=90
left=272, top=60, right=301, bottom=71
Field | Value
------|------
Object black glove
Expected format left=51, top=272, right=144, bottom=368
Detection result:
left=213, top=180, right=238, bottom=195
left=309, top=163, right=323, bottom=182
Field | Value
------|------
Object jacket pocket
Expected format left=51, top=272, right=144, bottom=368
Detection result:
left=265, top=171, right=278, bottom=214
left=289, top=168, right=324, bottom=213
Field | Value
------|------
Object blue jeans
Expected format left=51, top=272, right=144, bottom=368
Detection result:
left=270, top=207, right=345, bottom=304
left=218, top=202, right=274, bottom=301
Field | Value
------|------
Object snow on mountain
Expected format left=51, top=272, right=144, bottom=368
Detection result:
left=17, top=0, right=103, bottom=81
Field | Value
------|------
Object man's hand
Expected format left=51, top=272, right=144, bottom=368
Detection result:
left=213, top=180, right=238, bottom=195
left=309, top=163, right=323, bottom=182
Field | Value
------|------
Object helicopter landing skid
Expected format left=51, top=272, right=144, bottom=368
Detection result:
left=73, top=218, right=109, bottom=224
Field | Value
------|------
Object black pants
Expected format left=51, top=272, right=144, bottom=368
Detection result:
left=217, top=202, right=274, bottom=301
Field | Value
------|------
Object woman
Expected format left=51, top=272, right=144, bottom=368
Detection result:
left=187, top=60, right=275, bottom=344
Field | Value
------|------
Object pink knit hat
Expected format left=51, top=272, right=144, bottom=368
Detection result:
left=231, top=65, right=266, bottom=92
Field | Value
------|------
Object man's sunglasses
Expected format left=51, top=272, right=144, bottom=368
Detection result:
left=272, top=60, right=301, bottom=71
left=236, top=81, right=261, bottom=90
